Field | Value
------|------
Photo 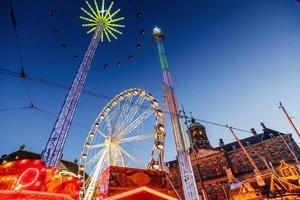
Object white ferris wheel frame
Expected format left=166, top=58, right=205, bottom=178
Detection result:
left=78, top=88, right=166, bottom=200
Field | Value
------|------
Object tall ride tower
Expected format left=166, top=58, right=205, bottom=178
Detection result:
left=42, top=0, right=125, bottom=167
left=153, top=27, right=199, bottom=200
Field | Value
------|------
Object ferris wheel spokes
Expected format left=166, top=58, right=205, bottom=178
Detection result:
left=89, top=142, right=106, bottom=150
left=118, top=95, right=146, bottom=132
left=86, top=148, right=105, bottom=165
left=118, top=107, right=154, bottom=139
left=84, top=148, right=108, bottom=200
left=116, top=143, right=145, bottom=167
left=96, top=129, right=106, bottom=138
left=104, top=113, right=113, bottom=136
left=115, top=95, right=133, bottom=131
left=79, top=88, right=166, bottom=200
left=118, top=133, right=154, bottom=144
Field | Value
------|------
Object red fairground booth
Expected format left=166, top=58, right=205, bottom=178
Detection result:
left=96, top=166, right=178, bottom=200
left=0, top=159, right=80, bottom=200
left=0, top=160, right=178, bottom=200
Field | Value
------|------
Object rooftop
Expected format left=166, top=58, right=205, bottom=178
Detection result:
left=0, top=149, right=78, bottom=174
left=215, top=127, right=286, bottom=152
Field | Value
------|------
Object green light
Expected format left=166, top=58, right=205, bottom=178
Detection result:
left=80, top=0, right=125, bottom=42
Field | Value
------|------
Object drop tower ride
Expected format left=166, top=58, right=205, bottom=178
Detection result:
left=153, top=27, right=199, bottom=200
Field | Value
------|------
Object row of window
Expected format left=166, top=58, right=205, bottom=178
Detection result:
left=228, top=143, right=296, bottom=174
left=193, top=157, right=227, bottom=180
left=205, top=185, right=227, bottom=200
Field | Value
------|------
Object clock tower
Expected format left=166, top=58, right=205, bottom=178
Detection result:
left=188, top=117, right=212, bottom=149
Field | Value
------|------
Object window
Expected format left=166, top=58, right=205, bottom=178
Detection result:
left=236, top=156, right=242, bottom=163
left=251, top=151, right=258, bottom=159
left=255, top=159, right=263, bottom=169
left=276, top=143, right=282, bottom=150
left=228, top=157, right=234, bottom=166
left=282, top=150, right=290, bottom=161
left=259, top=150, right=264, bottom=156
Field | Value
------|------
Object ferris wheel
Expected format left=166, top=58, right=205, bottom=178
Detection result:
left=78, top=88, right=166, bottom=200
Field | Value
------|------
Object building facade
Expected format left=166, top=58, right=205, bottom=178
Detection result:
left=166, top=120, right=300, bottom=200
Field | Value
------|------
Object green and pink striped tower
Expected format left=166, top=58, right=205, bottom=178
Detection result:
left=153, top=26, right=200, bottom=200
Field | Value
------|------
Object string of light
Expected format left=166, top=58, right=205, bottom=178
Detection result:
left=9, top=1, right=33, bottom=105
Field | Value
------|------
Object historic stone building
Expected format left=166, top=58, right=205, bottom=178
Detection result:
left=166, top=119, right=300, bottom=200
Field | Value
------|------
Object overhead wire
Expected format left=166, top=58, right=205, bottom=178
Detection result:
left=9, top=0, right=23, bottom=69
left=0, top=101, right=91, bottom=131
left=0, top=66, right=252, bottom=134
left=9, top=0, right=33, bottom=105
left=0, top=67, right=112, bottom=100
left=190, top=118, right=251, bottom=134
left=33, top=106, right=91, bottom=130
left=0, top=106, right=31, bottom=112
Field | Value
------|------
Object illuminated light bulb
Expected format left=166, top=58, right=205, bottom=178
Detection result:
left=157, top=144, right=164, bottom=150
left=156, top=109, right=163, bottom=118
left=255, top=174, right=265, bottom=186
left=157, top=124, right=165, bottom=132
left=155, top=141, right=164, bottom=150
left=151, top=99, right=158, bottom=107
left=81, top=153, right=87, bottom=159
left=89, top=132, right=95, bottom=137
left=119, top=95, right=124, bottom=100
left=153, top=164, right=159, bottom=170
left=133, top=90, right=138, bottom=95
left=140, top=90, right=146, bottom=96
left=20, top=160, right=28, bottom=165
left=153, top=26, right=161, bottom=34
left=152, top=162, right=159, bottom=170
left=85, top=143, right=90, bottom=148
left=33, top=160, right=40, bottom=165
left=147, top=93, right=154, bottom=100
left=94, top=123, right=99, bottom=128
left=105, top=106, right=111, bottom=112
left=79, top=165, right=85, bottom=171
left=100, top=114, right=105, bottom=119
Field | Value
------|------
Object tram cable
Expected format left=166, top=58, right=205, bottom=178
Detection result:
left=0, top=66, right=251, bottom=134
left=9, top=0, right=34, bottom=105
left=0, top=106, right=31, bottom=112
left=33, top=106, right=91, bottom=130
left=188, top=117, right=251, bottom=134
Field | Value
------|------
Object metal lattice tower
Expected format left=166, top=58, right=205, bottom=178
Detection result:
left=153, top=27, right=199, bottom=200
left=42, top=0, right=125, bottom=167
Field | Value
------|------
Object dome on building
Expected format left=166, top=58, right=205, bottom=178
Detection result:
left=188, top=117, right=205, bottom=129
left=187, top=117, right=211, bottom=149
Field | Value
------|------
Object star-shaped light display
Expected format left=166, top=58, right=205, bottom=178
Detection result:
left=80, top=0, right=125, bottom=42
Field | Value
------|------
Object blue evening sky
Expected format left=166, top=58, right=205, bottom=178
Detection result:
left=0, top=0, right=300, bottom=162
